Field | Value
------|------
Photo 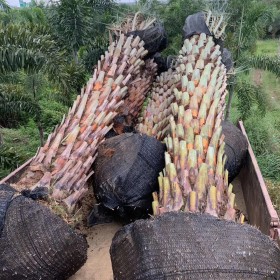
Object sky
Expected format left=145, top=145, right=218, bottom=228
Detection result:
left=6, top=0, right=137, bottom=7
left=6, top=0, right=31, bottom=7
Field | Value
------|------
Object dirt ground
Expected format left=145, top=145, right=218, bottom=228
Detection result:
left=69, top=222, right=121, bottom=280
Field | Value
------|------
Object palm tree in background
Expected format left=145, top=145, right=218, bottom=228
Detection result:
left=223, top=0, right=280, bottom=120
left=0, top=0, right=10, bottom=11
left=0, top=0, right=115, bottom=173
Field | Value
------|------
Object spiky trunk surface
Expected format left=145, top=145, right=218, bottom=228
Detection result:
left=15, top=34, right=156, bottom=218
left=120, top=59, right=157, bottom=118
left=146, top=34, right=240, bottom=221
left=137, top=69, right=179, bottom=139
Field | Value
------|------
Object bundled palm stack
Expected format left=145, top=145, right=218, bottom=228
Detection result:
left=138, top=11, right=232, bottom=140
left=13, top=32, right=153, bottom=220
left=151, top=32, right=239, bottom=220
left=108, top=12, right=165, bottom=120
left=137, top=12, right=239, bottom=220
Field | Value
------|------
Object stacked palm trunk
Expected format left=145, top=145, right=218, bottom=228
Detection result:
left=109, top=13, right=163, bottom=119
left=137, top=69, right=179, bottom=139
left=14, top=15, right=159, bottom=220
left=139, top=13, right=241, bottom=221
left=120, top=59, right=157, bottom=118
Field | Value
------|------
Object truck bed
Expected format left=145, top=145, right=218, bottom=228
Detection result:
left=1, top=121, right=279, bottom=280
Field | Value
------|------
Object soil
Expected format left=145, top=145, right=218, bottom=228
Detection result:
left=253, top=69, right=263, bottom=87
left=69, top=222, right=121, bottom=280
left=232, top=176, right=248, bottom=218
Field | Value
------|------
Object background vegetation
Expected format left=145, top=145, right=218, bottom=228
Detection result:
left=0, top=0, right=279, bottom=212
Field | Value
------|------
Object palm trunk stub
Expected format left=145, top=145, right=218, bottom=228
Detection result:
left=14, top=33, right=156, bottom=223
left=150, top=34, right=231, bottom=218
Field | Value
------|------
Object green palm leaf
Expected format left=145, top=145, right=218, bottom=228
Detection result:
left=235, top=79, right=267, bottom=120
left=0, top=91, right=41, bottom=128
left=0, top=0, right=10, bottom=11
left=243, top=55, right=280, bottom=77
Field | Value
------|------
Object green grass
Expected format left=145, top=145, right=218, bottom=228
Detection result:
left=249, top=70, right=280, bottom=110
left=255, top=39, right=279, bottom=56
left=237, top=39, right=280, bottom=214
left=0, top=88, right=69, bottom=179
left=0, top=119, right=40, bottom=178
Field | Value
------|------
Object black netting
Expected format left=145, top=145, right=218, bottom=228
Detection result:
left=127, top=22, right=167, bottom=56
left=93, top=133, right=165, bottom=222
left=152, top=53, right=169, bottom=74
left=111, top=212, right=280, bottom=280
left=183, top=12, right=211, bottom=39
left=0, top=184, right=15, bottom=235
left=222, top=48, right=233, bottom=72
left=222, top=121, right=248, bottom=182
left=0, top=184, right=88, bottom=280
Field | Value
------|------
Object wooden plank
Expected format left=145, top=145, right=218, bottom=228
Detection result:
left=0, top=157, right=33, bottom=185
left=238, top=121, right=279, bottom=237
left=276, top=228, right=280, bottom=246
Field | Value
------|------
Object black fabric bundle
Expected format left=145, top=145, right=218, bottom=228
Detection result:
left=183, top=12, right=212, bottom=39
left=222, top=121, right=248, bottom=182
left=111, top=212, right=280, bottom=280
left=0, top=184, right=87, bottom=280
left=126, top=21, right=167, bottom=56
left=93, top=133, right=165, bottom=222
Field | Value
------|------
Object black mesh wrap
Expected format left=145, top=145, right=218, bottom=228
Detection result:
left=152, top=53, right=169, bottom=74
left=93, top=133, right=165, bottom=221
left=0, top=184, right=88, bottom=280
left=0, top=184, right=15, bottom=234
left=126, top=22, right=167, bottom=56
left=222, top=48, right=234, bottom=72
left=110, top=212, right=280, bottom=280
left=183, top=12, right=211, bottom=39
left=222, top=121, right=248, bottom=182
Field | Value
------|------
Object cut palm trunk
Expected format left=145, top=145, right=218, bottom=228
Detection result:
left=146, top=13, right=240, bottom=221
left=154, top=33, right=233, bottom=218
left=137, top=69, right=179, bottom=139
left=120, top=59, right=157, bottom=118
left=109, top=13, right=163, bottom=120
left=12, top=32, right=155, bottom=222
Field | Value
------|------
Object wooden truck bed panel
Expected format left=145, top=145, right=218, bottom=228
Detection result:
left=238, top=121, right=280, bottom=242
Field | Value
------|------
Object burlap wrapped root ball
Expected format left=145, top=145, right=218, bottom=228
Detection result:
left=222, top=121, right=248, bottom=182
left=93, top=133, right=166, bottom=222
left=0, top=184, right=88, bottom=280
left=110, top=212, right=280, bottom=280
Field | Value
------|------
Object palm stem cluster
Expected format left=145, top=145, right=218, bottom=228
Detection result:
left=16, top=33, right=156, bottom=216
left=139, top=12, right=243, bottom=221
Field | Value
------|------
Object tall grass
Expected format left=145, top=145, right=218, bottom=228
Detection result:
left=235, top=39, right=280, bottom=213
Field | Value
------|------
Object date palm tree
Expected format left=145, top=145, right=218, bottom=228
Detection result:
left=224, top=0, right=277, bottom=120
left=0, top=22, right=85, bottom=145
left=0, top=0, right=10, bottom=11
left=47, top=0, right=115, bottom=62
